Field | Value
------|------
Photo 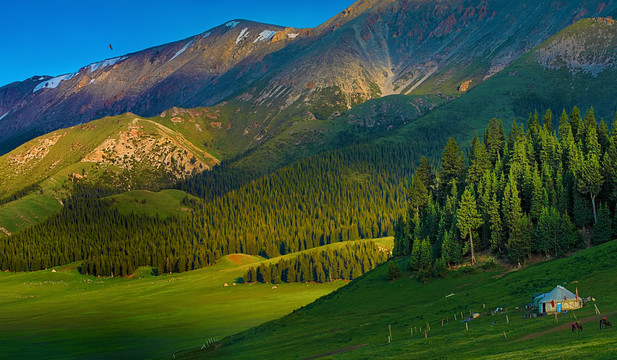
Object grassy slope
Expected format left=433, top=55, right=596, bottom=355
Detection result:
left=195, top=240, right=617, bottom=360
left=0, top=193, right=62, bottom=234
left=0, top=238, right=392, bottom=360
left=105, top=189, right=199, bottom=218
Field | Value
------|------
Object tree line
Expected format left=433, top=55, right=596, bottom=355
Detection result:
left=243, top=241, right=389, bottom=284
left=0, top=142, right=433, bottom=276
left=394, top=107, right=617, bottom=279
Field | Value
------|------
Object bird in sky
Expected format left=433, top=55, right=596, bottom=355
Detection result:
left=109, top=44, right=113, bottom=51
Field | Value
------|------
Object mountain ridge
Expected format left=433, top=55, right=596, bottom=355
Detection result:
left=2, top=0, right=616, bottom=156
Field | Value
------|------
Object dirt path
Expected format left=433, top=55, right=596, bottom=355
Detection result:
left=513, top=311, right=617, bottom=342
left=302, top=344, right=369, bottom=360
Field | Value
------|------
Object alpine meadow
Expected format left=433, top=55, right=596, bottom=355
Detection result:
left=3, top=0, right=617, bottom=359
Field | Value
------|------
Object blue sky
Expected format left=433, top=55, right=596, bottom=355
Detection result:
left=0, top=0, right=355, bottom=87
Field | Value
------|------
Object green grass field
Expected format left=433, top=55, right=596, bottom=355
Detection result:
left=0, top=238, right=392, bottom=359
left=0, top=193, right=62, bottom=234
left=190, top=240, right=617, bottom=360
left=106, top=189, right=200, bottom=218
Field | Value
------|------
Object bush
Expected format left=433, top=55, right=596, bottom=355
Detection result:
left=386, top=261, right=402, bottom=280
left=481, top=257, right=496, bottom=270
left=460, top=265, right=477, bottom=274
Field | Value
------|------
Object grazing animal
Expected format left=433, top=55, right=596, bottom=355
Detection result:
left=572, top=321, right=583, bottom=333
left=600, top=318, right=612, bottom=329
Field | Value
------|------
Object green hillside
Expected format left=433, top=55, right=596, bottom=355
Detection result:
left=188, top=240, right=617, bottom=360
left=105, top=189, right=200, bottom=218
left=0, top=238, right=392, bottom=359
left=0, top=193, right=62, bottom=234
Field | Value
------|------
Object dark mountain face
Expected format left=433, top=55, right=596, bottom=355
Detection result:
left=1, top=0, right=616, bottom=155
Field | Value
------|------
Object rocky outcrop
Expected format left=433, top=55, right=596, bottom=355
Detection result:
left=458, top=80, right=473, bottom=92
left=534, top=18, right=617, bottom=76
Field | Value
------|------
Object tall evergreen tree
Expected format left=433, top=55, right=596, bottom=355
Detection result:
left=416, top=156, right=435, bottom=190
left=409, top=174, right=429, bottom=216
left=578, top=153, right=604, bottom=223
left=543, top=109, right=553, bottom=133
left=457, top=187, right=482, bottom=265
left=439, top=138, right=466, bottom=196
left=593, top=203, right=613, bottom=245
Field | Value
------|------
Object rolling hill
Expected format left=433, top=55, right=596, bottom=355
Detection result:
left=184, top=239, right=617, bottom=360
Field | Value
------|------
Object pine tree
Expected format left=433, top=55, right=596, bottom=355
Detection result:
left=439, top=138, right=466, bottom=196
left=416, top=156, right=435, bottom=190
left=410, top=238, right=421, bottom=271
left=593, top=203, right=613, bottom=245
left=507, top=214, right=533, bottom=262
left=487, top=193, right=504, bottom=252
left=393, top=215, right=407, bottom=256
left=419, top=238, right=433, bottom=270
left=578, top=153, right=604, bottom=223
left=543, top=109, right=553, bottom=133
left=409, top=174, right=429, bottom=216
left=485, top=118, right=505, bottom=164
left=570, top=106, right=583, bottom=142
left=530, top=166, right=545, bottom=221
left=457, top=187, right=482, bottom=265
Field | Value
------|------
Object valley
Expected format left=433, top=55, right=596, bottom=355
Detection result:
left=2, top=0, right=617, bottom=359
left=0, top=238, right=392, bottom=359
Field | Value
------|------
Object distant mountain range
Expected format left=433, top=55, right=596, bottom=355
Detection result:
left=2, top=0, right=617, bottom=157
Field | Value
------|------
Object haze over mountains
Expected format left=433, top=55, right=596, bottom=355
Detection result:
left=2, top=0, right=617, bottom=157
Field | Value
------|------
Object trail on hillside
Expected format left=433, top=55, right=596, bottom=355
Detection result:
left=513, top=311, right=617, bottom=342
left=301, top=343, right=368, bottom=360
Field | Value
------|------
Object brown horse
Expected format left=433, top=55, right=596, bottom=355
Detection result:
left=572, top=321, right=583, bottom=333
left=600, top=318, right=612, bottom=329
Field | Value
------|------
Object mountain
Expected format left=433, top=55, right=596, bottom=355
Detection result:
left=0, top=111, right=220, bottom=200
left=2, top=0, right=616, bottom=157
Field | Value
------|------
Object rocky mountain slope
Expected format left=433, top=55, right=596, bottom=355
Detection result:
left=2, top=0, right=616, bottom=156
left=0, top=111, right=220, bottom=199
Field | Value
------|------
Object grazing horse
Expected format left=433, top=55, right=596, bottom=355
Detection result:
left=600, top=318, right=612, bottom=329
left=572, top=321, right=583, bottom=333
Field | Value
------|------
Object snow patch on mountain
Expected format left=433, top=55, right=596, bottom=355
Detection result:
left=226, top=21, right=240, bottom=29
left=202, top=32, right=211, bottom=38
left=170, top=40, right=194, bottom=61
left=287, top=33, right=299, bottom=39
left=89, top=56, right=128, bottom=73
left=236, top=28, right=250, bottom=44
left=254, top=30, right=277, bottom=43
left=33, top=73, right=77, bottom=93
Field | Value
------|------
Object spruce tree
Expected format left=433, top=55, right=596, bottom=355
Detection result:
left=457, top=187, right=482, bottom=265
left=409, top=174, right=429, bottom=216
left=439, top=138, right=466, bottom=195
left=419, top=238, right=433, bottom=270
left=410, top=238, right=421, bottom=271
left=593, top=203, right=613, bottom=245
left=485, top=118, right=505, bottom=164
left=543, top=109, right=553, bottom=133
left=416, top=156, right=435, bottom=190
left=578, top=153, right=604, bottom=223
